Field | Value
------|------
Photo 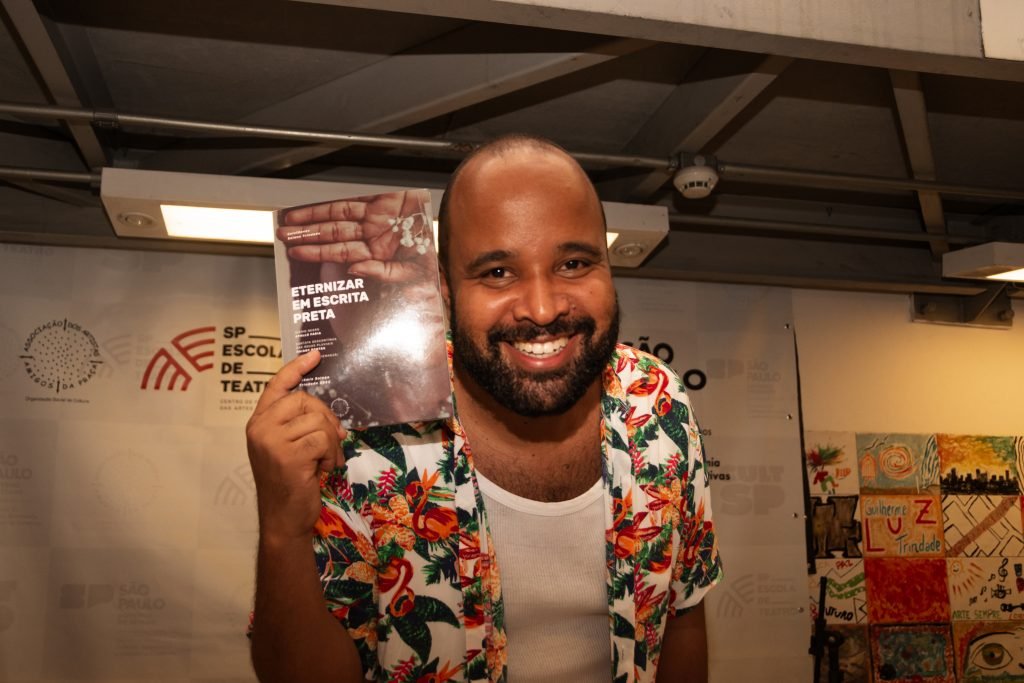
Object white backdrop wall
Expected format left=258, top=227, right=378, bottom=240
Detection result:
left=13, top=245, right=1018, bottom=681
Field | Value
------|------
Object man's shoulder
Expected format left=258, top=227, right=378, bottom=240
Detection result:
left=609, top=343, right=686, bottom=388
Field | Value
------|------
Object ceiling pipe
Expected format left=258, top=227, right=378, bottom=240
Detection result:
left=718, top=163, right=1024, bottom=202
left=4, top=102, right=1024, bottom=202
left=668, top=213, right=981, bottom=245
left=0, top=166, right=99, bottom=184
left=0, top=164, right=996, bottom=247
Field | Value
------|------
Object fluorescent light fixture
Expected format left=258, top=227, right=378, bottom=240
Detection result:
left=101, top=168, right=444, bottom=244
left=161, top=205, right=274, bottom=243
left=101, top=169, right=667, bottom=267
left=988, top=268, right=1024, bottom=281
left=603, top=202, right=668, bottom=268
left=943, top=242, right=1024, bottom=282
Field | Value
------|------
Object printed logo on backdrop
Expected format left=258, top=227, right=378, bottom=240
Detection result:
left=706, top=355, right=786, bottom=417
left=140, top=325, right=281, bottom=412
left=93, top=452, right=161, bottom=516
left=18, top=318, right=103, bottom=403
left=620, top=336, right=707, bottom=391
left=215, top=463, right=256, bottom=507
left=59, top=581, right=166, bottom=624
left=141, top=326, right=216, bottom=390
left=714, top=572, right=802, bottom=619
left=715, top=463, right=787, bottom=516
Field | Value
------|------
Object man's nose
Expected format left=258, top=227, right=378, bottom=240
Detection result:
left=512, top=274, right=570, bottom=325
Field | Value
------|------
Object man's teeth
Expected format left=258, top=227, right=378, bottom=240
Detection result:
left=513, top=337, right=569, bottom=357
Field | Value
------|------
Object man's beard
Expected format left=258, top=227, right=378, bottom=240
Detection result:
left=451, top=298, right=620, bottom=417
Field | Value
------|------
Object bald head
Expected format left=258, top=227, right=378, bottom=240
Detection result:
left=437, top=134, right=604, bottom=275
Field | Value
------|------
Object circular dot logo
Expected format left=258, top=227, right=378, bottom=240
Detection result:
left=20, top=319, right=103, bottom=394
left=93, top=451, right=161, bottom=516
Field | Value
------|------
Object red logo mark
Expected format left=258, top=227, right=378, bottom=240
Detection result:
left=141, top=327, right=216, bottom=390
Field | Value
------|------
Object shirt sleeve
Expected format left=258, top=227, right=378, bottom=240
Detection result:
left=669, top=393, right=724, bottom=616
left=244, top=465, right=380, bottom=680
left=313, top=467, right=380, bottom=680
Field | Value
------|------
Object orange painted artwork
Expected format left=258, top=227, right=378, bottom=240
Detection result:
left=861, top=494, right=943, bottom=557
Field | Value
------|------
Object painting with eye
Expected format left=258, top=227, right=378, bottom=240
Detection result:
left=954, top=621, right=1024, bottom=681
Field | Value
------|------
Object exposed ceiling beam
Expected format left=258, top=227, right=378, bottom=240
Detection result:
left=143, top=24, right=651, bottom=176
left=3, top=179, right=99, bottom=207
left=303, top=0, right=1024, bottom=82
left=1, top=0, right=106, bottom=169
left=890, top=69, right=949, bottom=257
left=616, top=52, right=793, bottom=201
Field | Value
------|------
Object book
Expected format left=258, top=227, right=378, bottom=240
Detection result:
left=273, top=189, right=453, bottom=429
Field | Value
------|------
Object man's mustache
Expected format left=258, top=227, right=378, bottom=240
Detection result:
left=487, top=316, right=597, bottom=345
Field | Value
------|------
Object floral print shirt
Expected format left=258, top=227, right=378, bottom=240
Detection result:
left=312, top=344, right=722, bottom=682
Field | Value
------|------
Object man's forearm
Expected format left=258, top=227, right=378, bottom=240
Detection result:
left=656, top=602, right=709, bottom=683
left=251, top=534, right=363, bottom=683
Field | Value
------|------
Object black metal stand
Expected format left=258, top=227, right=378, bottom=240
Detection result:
left=810, top=575, right=845, bottom=683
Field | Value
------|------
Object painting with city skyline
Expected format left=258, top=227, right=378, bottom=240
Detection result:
left=938, top=434, right=1021, bottom=495
left=807, top=430, right=1024, bottom=681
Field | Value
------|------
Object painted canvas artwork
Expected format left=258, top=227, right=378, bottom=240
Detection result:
left=861, top=494, right=943, bottom=557
left=806, top=430, right=860, bottom=496
left=939, top=434, right=1023, bottom=496
left=953, top=620, right=1024, bottom=681
left=943, top=495, right=1024, bottom=558
left=865, top=557, right=950, bottom=623
left=816, top=625, right=870, bottom=683
left=810, top=495, right=863, bottom=559
left=948, top=557, right=1024, bottom=622
left=810, top=558, right=868, bottom=625
left=857, top=433, right=940, bottom=494
left=871, top=624, right=955, bottom=683
left=805, top=431, right=1024, bottom=680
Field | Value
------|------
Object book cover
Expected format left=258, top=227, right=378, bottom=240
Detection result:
left=273, top=189, right=453, bottom=429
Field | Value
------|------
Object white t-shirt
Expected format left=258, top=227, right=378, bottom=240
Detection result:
left=477, top=470, right=610, bottom=682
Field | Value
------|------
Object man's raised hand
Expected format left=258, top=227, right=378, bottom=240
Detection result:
left=246, top=350, right=346, bottom=542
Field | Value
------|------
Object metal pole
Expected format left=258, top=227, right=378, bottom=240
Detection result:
left=720, top=162, right=1024, bottom=202
left=669, top=213, right=981, bottom=244
left=0, top=165, right=100, bottom=184
left=4, top=101, right=1024, bottom=200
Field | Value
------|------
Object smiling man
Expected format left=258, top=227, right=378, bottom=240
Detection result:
left=246, top=134, right=722, bottom=683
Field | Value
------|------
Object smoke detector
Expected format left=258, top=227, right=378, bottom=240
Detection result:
left=672, top=156, right=719, bottom=199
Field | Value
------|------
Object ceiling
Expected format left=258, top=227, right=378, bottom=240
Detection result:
left=3, top=0, right=1024, bottom=301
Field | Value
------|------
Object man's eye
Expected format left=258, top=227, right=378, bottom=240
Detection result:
left=483, top=267, right=507, bottom=279
left=562, top=259, right=591, bottom=271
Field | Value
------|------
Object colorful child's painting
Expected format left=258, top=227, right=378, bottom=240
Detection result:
left=857, top=433, right=939, bottom=494
left=948, top=557, right=1024, bottom=622
left=865, top=557, right=950, bottom=623
left=939, top=434, right=1024, bottom=495
left=809, top=495, right=862, bottom=559
left=953, top=620, right=1024, bottom=681
left=871, top=624, right=955, bottom=683
left=810, top=558, right=868, bottom=625
left=816, top=625, right=870, bottom=683
left=861, top=494, right=943, bottom=557
left=943, top=495, right=1024, bottom=557
left=806, top=430, right=859, bottom=496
